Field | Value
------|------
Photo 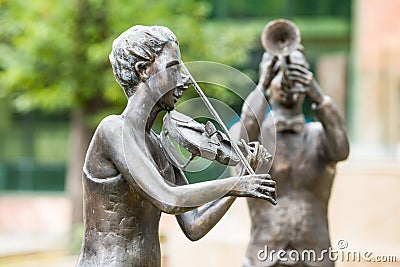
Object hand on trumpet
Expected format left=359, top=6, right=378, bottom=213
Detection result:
left=258, top=55, right=279, bottom=91
left=259, top=53, right=314, bottom=95
left=286, top=62, right=313, bottom=92
left=286, top=49, right=325, bottom=104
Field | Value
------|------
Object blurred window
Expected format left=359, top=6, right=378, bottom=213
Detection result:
left=0, top=105, right=69, bottom=192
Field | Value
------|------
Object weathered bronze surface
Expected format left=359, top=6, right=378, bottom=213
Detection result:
left=232, top=20, right=350, bottom=267
left=76, top=25, right=276, bottom=267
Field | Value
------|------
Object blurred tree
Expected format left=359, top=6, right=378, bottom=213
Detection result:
left=0, top=0, right=257, bottom=228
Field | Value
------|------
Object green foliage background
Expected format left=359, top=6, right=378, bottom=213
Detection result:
left=0, top=0, right=260, bottom=124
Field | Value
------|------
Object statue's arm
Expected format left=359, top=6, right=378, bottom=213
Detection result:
left=174, top=141, right=275, bottom=241
left=239, top=55, right=279, bottom=142
left=239, top=86, right=269, bottom=142
left=99, top=116, right=273, bottom=215
left=309, top=80, right=350, bottom=161
left=174, top=167, right=236, bottom=241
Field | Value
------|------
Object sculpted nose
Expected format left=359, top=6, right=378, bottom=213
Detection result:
left=176, top=74, right=184, bottom=89
left=180, top=74, right=191, bottom=90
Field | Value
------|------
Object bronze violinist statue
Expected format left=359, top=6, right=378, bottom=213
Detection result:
left=76, top=25, right=276, bottom=267
left=232, top=20, right=349, bottom=267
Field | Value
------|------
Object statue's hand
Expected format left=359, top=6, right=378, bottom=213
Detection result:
left=286, top=63, right=325, bottom=104
left=259, top=56, right=279, bottom=90
left=241, top=140, right=272, bottom=171
left=228, top=173, right=277, bottom=205
left=287, top=62, right=313, bottom=91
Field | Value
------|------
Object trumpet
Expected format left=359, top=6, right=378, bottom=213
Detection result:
left=261, top=19, right=301, bottom=93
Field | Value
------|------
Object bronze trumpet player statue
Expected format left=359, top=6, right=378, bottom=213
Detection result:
left=76, top=25, right=276, bottom=267
left=232, top=20, right=349, bottom=267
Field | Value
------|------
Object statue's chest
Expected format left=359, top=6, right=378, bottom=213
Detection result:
left=260, top=123, right=330, bottom=193
left=270, top=132, right=316, bottom=185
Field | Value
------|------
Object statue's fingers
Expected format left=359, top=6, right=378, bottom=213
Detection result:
left=241, top=139, right=253, bottom=155
left=287, top=63, right=310, bottom=73
left=259, top=185, right=275, bottom=193
left=289, top=70, right=312, bottom=80
left=255, top=192, right=277, bottom=205
left=261, top=178, right=275, bottom=185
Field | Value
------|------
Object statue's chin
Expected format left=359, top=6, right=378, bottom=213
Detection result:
left=165, top=106, right=174, bottom=112
left=160, top=102, right=175, bottom=112
left=277, top=95, right=301, bottom=108
left=281, top=101, right=296, bottom=108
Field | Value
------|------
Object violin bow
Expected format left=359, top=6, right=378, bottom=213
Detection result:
left=181, top=62, right=255, bottom=175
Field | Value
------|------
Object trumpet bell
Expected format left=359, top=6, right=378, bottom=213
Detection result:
left=261, top=19, right=301, bottom=57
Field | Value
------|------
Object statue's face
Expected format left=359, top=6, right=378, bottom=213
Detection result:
left=145, top=42, right=186, bottom=111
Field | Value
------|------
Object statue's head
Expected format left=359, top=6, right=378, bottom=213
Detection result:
left=109, top=25, right=185, bottom=111
left=260, top=45, right=309, bottom=108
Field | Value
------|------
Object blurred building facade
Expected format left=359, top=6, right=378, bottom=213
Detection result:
left=352, top=0, right=400, bottom=157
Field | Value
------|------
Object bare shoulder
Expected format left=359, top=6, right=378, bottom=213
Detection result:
left=95, top=115, right=125, bottom=143
left=306, top=121, right=323, bottom=133
left=84, top=115, right=126, bottom=178
left=97, top=115, right=125, bottom=137
left=89, top=115, right=125, bottom=157
left=304, top=121, right=324, bottom=144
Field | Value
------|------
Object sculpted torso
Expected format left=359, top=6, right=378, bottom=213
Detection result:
left=78, top=116, right=175, bottom=267
left=246, top=121, right=337, bottom=266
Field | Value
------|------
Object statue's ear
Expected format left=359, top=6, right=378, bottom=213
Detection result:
left=134, top=61, right=150, bottom=81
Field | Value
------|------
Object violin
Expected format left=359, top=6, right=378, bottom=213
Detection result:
left=161, top=109, right=273, bottom=172
left=162, top=110, right=245, bottom=169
